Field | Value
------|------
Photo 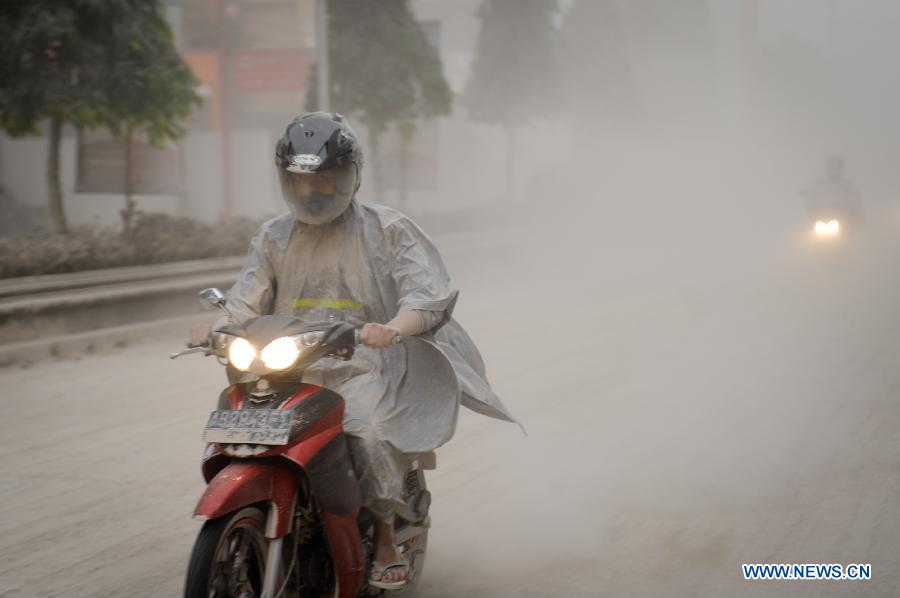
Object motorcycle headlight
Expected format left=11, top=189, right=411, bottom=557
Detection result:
left=259, top=331, right=326, bottom=370
left=261, top=336, right=301, bottom=370
left=228, top=337, right=256, bottom=371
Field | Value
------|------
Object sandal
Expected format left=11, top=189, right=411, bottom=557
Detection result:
left=369, top=556, right=410, bottom=590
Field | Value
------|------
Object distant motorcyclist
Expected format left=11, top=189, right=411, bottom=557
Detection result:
left=188, top=112, right=516, bottom=589
left=801, top=155, right=865, bottom=228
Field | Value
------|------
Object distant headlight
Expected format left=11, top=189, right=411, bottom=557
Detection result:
left=814, top=219, right=840, bottom=236
left=228, top=338, right=256, bottom=371
left=261, top=336, right=301, bottom=370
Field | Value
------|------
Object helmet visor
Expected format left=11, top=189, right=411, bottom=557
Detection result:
left=278, top=163, right=357, bottom=225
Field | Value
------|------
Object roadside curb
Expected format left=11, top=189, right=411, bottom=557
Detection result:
left=0, top=227, right=519, bottom=367
left=0, top=313, right=210, bottom=368
left=0, top=256, right=246, bottom=299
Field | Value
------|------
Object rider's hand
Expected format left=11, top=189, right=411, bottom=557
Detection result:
left=186, top=324, right=212, bottom=348
left=359, top=323, right=399, bottom=348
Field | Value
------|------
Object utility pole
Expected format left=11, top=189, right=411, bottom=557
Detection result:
left=316, top=0, right=330, bottom=111
left=218, top=0, right=237, bottom=220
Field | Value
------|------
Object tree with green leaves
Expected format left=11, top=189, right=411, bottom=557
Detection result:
left=307, top=0, right=452, bottom=202
left=105, top=2, right=201, bottom=231
left=0, top=1, right=117, bottom=233
left=463, top=0, right=559, bottom=198
left=0, top=1, right=200, bottom=234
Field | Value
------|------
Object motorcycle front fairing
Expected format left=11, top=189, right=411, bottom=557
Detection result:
left=217, top=317, right=358, bottom=385
left=196, top=381, right=365, bottom=597
left=808, top=196, right=866, bottom=233
left=201, top=383, right=346, bottom=481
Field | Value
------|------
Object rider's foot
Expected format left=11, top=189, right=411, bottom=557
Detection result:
left=371, top=516, right=409, bottom=586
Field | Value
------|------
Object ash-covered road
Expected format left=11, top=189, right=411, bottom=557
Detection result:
left=3, top=201, right=900, bottom=597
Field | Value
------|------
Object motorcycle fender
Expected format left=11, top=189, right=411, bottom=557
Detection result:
left=194, top=461, right=296, bottom=539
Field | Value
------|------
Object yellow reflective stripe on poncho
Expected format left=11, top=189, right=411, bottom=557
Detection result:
left=293, top=297, right=364, bottom=311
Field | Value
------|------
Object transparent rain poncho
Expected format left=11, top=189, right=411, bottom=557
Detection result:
left=222, top=200, right=516, bottom=517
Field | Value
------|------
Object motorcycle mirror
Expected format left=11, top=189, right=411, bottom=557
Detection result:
left=198, top=288, right=227, bottom=310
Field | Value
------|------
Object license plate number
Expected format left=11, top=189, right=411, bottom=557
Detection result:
left=204, top=409, right=293, bottom=445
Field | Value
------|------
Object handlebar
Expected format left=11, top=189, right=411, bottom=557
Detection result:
left=352, top=328, right=403, bottom=346
left=169, top=346, right=209, bottom=360
left=172, top=325, right=401, bottom=360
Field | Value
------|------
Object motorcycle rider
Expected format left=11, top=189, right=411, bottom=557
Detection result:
left=801, top=154, right=865, bottom=227
left=188, top=112, right=516, bottom=589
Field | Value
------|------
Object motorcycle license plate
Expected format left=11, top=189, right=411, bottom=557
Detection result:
left=203, top=409, right=293, bottom=445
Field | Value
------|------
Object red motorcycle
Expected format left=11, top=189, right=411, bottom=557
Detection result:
left=173, top=289, right=432, bottom=598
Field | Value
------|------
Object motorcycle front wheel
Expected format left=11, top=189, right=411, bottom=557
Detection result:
left=184, top=506, right=269, bottom=598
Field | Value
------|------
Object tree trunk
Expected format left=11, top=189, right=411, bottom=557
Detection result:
left=397, top=122, right=415, bottom=210
left=367, top=125, right=384, bottom=203
left=121, top=124, right=137, bottom=232
left=46, top=115, right=68, bottom=234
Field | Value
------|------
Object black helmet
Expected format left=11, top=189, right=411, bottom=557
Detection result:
left=274, top=112, right=363, bottom=225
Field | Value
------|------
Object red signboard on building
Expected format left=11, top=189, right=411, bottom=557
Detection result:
left=235, top=49, right=312, bottom=92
